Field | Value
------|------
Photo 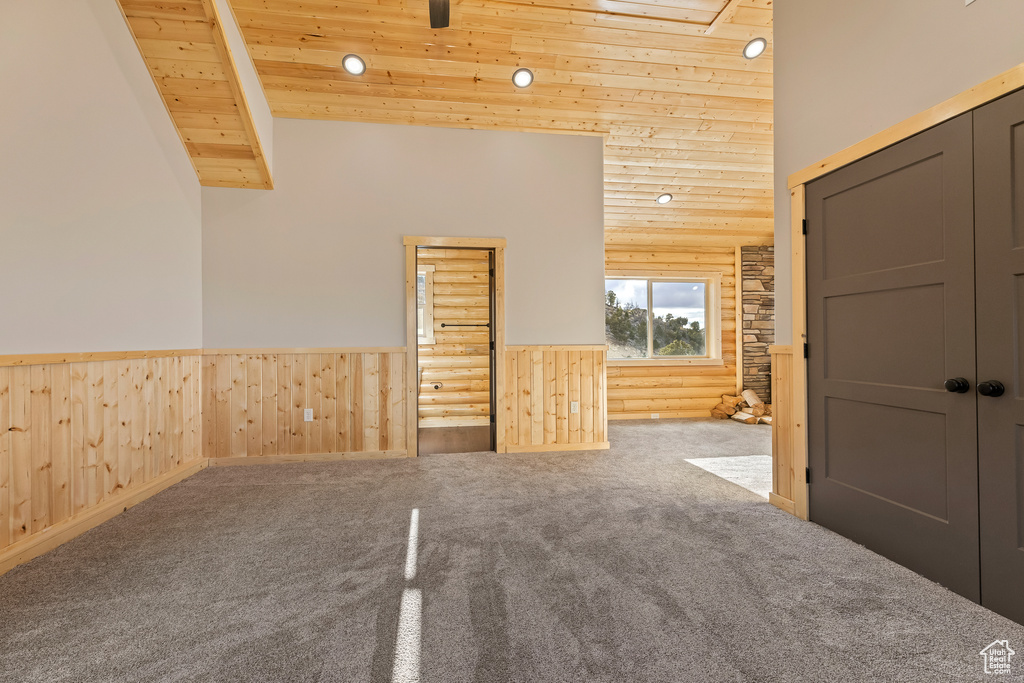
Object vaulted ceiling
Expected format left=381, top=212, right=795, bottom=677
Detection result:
left=119, top=0, right=773, bottom=243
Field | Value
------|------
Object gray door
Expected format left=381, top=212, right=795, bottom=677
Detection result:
left=806, top=114, right=981, bottom=599
left=975, top=88, right=1024, bottom=623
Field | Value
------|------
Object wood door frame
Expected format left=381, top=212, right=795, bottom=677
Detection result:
left=773, top=63, right=1024, bottom=521
left=404, top=236, right=507, bottom=457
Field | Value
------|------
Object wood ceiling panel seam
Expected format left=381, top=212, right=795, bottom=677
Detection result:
left=257, top=86, right=772, bottom=122
left=262, top=90, right=773, bottom=125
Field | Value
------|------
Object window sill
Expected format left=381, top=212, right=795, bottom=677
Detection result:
left=607, top=357, right=725, bottom=367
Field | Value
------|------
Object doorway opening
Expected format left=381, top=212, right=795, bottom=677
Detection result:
left=404, top=237, right=506, bottom=457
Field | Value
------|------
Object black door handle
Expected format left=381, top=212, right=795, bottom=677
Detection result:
left=944, top=377, right=970, bottom=393
left=978, top=380, right=1005, bottom=397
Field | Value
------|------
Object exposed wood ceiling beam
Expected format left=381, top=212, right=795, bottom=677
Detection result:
left=116, top=0, right=273, bottom=189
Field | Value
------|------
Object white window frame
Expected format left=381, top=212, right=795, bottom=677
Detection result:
left=605, top=272, right=723, bottom=365
left=417, top=265, right=436, bottom=345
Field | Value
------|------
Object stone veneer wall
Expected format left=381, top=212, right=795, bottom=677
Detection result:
left=741, top=246, right=775, bottom=403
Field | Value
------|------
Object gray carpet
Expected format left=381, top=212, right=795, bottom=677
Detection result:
left=1, top=418, right=1022, bottom=682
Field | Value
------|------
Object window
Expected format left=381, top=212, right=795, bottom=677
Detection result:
left=417, top=265, right=435, bottom=344
left=605, top=276, right=721, bottom=361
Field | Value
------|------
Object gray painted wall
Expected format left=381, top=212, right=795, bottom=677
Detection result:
left=774, top=0, right=1024, bottom=344
left=0, top=0, right=203, bottom=354
left=202, top=119, right=605, bottom=348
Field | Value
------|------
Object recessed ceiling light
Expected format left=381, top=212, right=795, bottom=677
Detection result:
left=743, top=37, right=768, bottom=59
left=512, top=68, right=534, bottom=88
left=343, top=54, right=366, bottom=75
left=656, top=193, right=672, bottom=204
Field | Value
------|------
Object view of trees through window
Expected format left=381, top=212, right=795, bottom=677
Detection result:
left=605, top=279, right=707, bottom=359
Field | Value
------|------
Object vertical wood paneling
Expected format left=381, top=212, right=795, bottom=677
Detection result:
left=29, top=365, right=53, bottom=534
left=505, top=351, right=517, bottom=448
left=379, top=354, right=390, bottom=451
left=201, top=356, right=217, bottom=459
left=351, top=353, right=363, bottom=452
left=201, top=350, right=409, bottom=460
left=230, top=354, right=247, bottom=458
left=337, top=353, right=351, bottom=452
left=543, top=351, right=556, bottom=445
left=503, top=347, right=608, bottom=452
left=321, top=354, right=336, bottom=454
left=51, top=364, right=72, bottom=524
left=277, top=354, right=291, bottom=458
left=568, top=353, right=581, bottom=444
left=10, top=368, right=30, bottom=542
left=1, top=355, right=205, bottom=557
left=290, top=354, right=306, bottom=455
left=117, top=361, right=133, bottom=492
left=151, top=358, right=164, bottom=479
left=103, top=365, right=120, bottom=498
left=70, top=364, right=88, bottom=514
left=769, top=345, right=805, bottom=519
left=556, top=350, right=569, bottom=445
left=246, top=355, right=263, bottom=457
left=261, top=355, right=277, bottom=456
left=0, top=368, right=10, bottom=549
left=307, top=355, right=322, bottom=453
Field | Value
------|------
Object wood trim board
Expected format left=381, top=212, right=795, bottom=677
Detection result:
left=0, top=349, right=203, bottom=368
left=403, top=236, right=508, bottom=248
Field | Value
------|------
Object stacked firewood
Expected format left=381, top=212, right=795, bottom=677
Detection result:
left=711, top=390, right=772, bottom=425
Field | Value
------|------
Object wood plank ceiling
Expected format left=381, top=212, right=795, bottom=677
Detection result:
left=117, top=0, right=273, bottom=188
left=119, top=0, right=772, bottom=242
left=230, top=0, right=773, bottom=243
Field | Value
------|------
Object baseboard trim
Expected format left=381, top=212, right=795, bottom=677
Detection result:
left=768, top=492, right=797, bottom=516
left=505, top=442, right=610, bottom=454
left=208, top=450, right=410, bottom=466
left=0, top=458, right=208, bottom=576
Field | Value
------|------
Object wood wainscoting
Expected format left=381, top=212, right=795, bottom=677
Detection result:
left=605, top=240, right=744, bottom=419
left=768, top=345, right=807, bottom=519
left=503, top=346, right=609, bottom=453
left=0, top=354, right=206, bottom=574
left=201, top=350, right=408, bottom=463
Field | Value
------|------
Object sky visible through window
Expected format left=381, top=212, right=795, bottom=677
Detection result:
left=606, top=279, right=706, bottom=327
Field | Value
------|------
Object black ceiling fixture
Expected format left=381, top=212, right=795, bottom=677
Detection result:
left=429, top=0, right=450, bottom=28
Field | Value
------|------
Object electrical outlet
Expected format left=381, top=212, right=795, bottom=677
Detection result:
left=651, top=413, right=660, bottom=419
left=570, top=401, right=579, bottom=414
left=304, top=409, right=313, bottom=422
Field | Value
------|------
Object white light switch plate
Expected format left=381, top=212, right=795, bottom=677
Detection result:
left=570, top=401, right=579, bottom=414
left=304, top=408, right=313, bottom=422
left=651, top=413, right=660, bottom=419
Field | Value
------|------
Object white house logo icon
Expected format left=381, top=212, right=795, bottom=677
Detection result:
left=980, top=640, right=1015, bottom=675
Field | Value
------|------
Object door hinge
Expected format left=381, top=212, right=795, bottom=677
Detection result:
left=803, top=342, right=809, bottom=359
left=490, top=414, right=496, bottom=424
left=490, top=340, right=495, bottom=350
left=802, top=218, right=807, bottom=235
left=490, top=268, right=495, bottom=277
left=806, top=467, right=811, bottom=484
